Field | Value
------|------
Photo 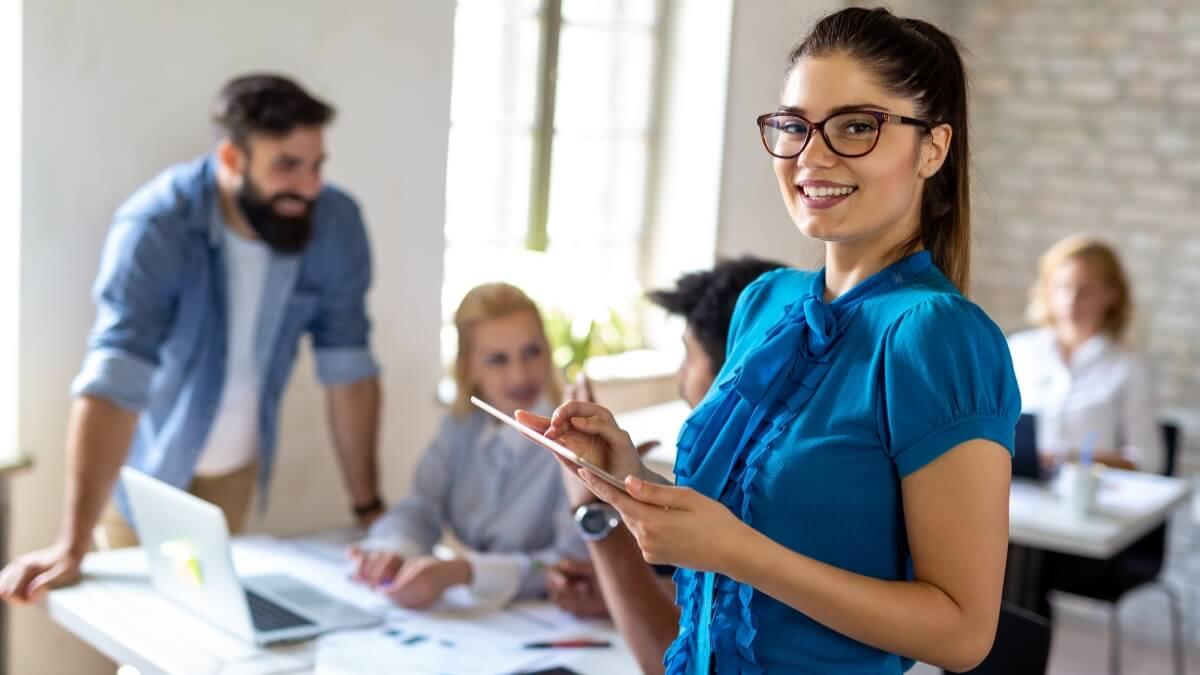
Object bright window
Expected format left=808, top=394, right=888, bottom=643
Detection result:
left=442, top=0, right=664, bottom=374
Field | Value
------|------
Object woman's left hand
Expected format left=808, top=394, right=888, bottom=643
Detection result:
left=577, top=469, right=752, bottom=573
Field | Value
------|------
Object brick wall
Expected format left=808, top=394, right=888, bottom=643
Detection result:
left=844, top=0, right=1200, bottom=449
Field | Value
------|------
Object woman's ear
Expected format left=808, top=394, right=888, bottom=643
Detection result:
left=918, top=124, right=953, bottom=179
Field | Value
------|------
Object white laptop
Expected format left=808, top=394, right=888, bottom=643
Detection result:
left=121, top=467, right=380, bottom=645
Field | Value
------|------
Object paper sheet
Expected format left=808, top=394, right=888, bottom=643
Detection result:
left=316, top=602, right=611, bottom=675
left=245, top=534, right=616, bottom=674
left=315, top=624, right=554, bottom=675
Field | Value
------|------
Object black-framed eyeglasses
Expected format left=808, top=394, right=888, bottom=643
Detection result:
left=756, top=110, right=934, bottom=159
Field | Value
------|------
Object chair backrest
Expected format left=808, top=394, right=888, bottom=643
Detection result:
left=1012, top=413, right=1042, bottom=480
left=1161, top=421, right=1180, bottom=477
left=1120, top=421, right=1183, bottom=576
left=945, top=603, right=1052, bottom=675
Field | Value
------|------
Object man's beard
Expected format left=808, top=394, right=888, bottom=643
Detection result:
left=236, top=174, right=314, bottom=254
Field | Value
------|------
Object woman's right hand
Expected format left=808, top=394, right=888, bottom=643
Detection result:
left=534, top=374, right=652, bottom=507
left=515, top=401, right=648, bottom=498
left=347, top=545, right=405, bottom=589
left=563, top=373, right=661, bottom=457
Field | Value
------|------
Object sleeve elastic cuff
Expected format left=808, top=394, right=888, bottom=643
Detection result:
left=463, top=552, right=525, bottom=609
left=893, top=414, right=1016, bottom=478
left=315, top=346, right=380, bottom=385
left=70, top=348, right=157, bottom=411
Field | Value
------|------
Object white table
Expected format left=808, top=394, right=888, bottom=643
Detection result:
left=617, top=401, right=1193, bottom=558
left=1010, top=471, right=1191, bottom=558
left=1004, top=471, right=1191, bottom=613
left=46, top=530, right=639, bottom=675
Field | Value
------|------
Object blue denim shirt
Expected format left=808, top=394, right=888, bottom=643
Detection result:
left=72, top=155, right=380, bottom=519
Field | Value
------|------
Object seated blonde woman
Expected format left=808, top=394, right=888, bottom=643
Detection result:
left=1008, top=235, right=1162, bottom=473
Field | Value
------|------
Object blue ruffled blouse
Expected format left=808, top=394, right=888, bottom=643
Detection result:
left=666, top=252, right=1021, bottom=674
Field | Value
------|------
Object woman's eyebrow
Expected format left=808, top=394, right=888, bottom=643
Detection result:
left=777, top=102, right=889, bottom=116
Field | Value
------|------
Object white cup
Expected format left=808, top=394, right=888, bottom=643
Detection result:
left=1057, top=462, right=1103, bottom=517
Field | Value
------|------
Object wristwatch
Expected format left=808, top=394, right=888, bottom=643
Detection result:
left=574, top=502, right=621, bottom=542
left=352, top=497, right=385, bottom=519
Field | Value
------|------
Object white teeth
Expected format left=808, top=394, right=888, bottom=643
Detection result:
left=801, top=185, right=855, bottom=198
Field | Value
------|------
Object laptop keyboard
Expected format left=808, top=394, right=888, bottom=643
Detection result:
left=245, top=589, right=316, bottom=632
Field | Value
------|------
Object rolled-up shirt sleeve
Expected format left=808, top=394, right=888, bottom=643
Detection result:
left=311, top=198, right=380, bottom=386
left=71, top=219, right=180, bottom=411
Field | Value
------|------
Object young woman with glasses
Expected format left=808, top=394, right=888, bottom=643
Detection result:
left=518, top=8, right=1020, bottom=673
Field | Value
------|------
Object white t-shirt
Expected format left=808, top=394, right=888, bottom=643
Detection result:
left=193, top=226, right=271, bottom=477
left=1007, top=328, right=1163, bottom=473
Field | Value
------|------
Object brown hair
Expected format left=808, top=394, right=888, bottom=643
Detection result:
left=452, top=283, right=561, bottom=416
left=789, top=7, right=972, bottom=292
left=1027, top=235, right=1133, bottom=341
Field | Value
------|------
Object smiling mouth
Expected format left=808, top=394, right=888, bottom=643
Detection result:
left=799, top=185, right=857, bottom=198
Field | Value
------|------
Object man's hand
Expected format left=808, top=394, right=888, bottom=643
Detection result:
left=547, top=558, right=609, bottom=618
left=0, top=543, right=85, bottom=604
left=1, top=395, right=140, bottom=606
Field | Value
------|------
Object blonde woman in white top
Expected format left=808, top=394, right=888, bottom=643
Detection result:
left=1008, top=235, right=1163, bottom=474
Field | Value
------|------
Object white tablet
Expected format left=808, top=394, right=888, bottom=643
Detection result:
left=470, top=396, right=629, bottom=494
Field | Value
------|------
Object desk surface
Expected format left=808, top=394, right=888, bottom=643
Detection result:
left=46, top=530, right=639, bottom=675
left=1009, top=471, right=1191, bottom=558
left=618, top=400, right=1193, bottom=559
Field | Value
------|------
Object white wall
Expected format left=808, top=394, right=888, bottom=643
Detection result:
left=0, top=0, right=20, bottom=470
left=714, top=0, right=841, bottom=267
left=9, top=2, right=453, bottom=673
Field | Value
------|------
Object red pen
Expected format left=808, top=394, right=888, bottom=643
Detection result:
left=523, top=639, right=612, bottom=649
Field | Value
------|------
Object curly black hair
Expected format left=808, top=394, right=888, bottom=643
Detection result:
left=647, top=256, right=785, bottom=371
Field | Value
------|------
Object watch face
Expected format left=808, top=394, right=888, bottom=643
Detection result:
left=580, top=507, right=610, bottom=534
left=576, top=503, right=618, bottom=541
